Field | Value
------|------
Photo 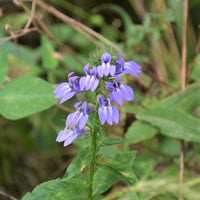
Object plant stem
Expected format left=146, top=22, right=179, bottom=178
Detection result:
left=88, top=112, right=98, bottom=200
left=179, top=0, right=188, bottom=199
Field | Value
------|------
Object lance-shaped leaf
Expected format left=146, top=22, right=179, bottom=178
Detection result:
left=136, top=108, right=200, bottom=142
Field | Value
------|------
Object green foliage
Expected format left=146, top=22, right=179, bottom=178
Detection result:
left=191, top=54, right=200, bottom=81
left=41, top=36, right=58, bottom=70
left=64, top=147, right=93, bottom=180
left=0, top=49, right=8, bottom=85
left=0, top=76, right=57, bottom=119
left=135, top=108, right=200, bottom=142
left=126, top=121, right=158, bottom=144
left=158, top=83, right=200, bottom=113
left=22, top=178, right=88, bottom=200
left=93, top=152, right=137, bottom=195
left=1, top=1, right=200, bottom=200
left=100, top=137, right=125, bottom=146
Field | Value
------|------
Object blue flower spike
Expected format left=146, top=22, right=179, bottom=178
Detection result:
left=54, top=51, right=141, bottom=147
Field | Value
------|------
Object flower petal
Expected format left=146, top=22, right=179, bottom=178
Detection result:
left=112, top=106, right=119, bottom=124
left=101, top=53, right=111, bottom=63
left=79, top=76, right=86, bottom=90
left=53, top=82, right=68, bottom=94
left=65, top=112, right=79, bottom=126
left=56, top=130, right=69, bottom=142
left=104, top=63, right=110, bottom=76
left=107, top=106, right=113, bottom=125
left=84, top=63, right=90, bottom=74
left=60, top=91, right=75, bottom=104
left=91, top=78, right=99, bottom=92
left=97, top=65, right=103, bottom=77
left=112, top=90, right=123, bottom=106
left=120, top=84, right=133, bottom=101
left=109, top=64, right=116, bottom=76
left=123, top=61, right=141, bottom=77
left=98, top=107, right=106, bottom=125
left=63, top=134, right=77, bottom=146
left=79, top=114, right=88, bottom=129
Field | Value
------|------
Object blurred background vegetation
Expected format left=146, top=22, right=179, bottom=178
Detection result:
left=0, top=0, right=200, bottom=199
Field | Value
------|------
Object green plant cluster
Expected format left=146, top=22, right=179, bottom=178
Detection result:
left=0, top=0, right=200, bottom=200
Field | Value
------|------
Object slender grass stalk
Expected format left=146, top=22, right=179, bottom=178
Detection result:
left=88, top=112, right=98, bottom=200
left=180, top=0, right=188, bottom=200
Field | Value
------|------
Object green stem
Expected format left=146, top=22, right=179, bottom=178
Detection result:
left=88, top=112, right=98, bottom=200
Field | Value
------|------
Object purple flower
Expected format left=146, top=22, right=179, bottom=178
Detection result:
left=115, top=53, right=142, bottom=77
left=53, top=72, right=82, bottom=104
left=80, top=64, right=99, bottom=92
left=56, top=126, right=89, bottom=147
left=97, top=95, right=119, bottom=125
left=105, top=76, right=134, bottom=106
left=97, top=53, right=116, bottom=77
left=65, top=101, right=91, bottom=129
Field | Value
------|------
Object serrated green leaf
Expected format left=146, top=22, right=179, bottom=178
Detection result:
left=22, top=178, right=87, bottom=200
left=136, top=108, right=200, bottom=142
left=64, top=148, right=93, bottom=180
left=126, top=121, right=158, bottom=144
left=0, top=49, right=8, bottom=85
left=93, top=165, right=121, bottom=195
left=101, top=137, right=125, bottom=146
left=41, top=36, right=58, bottom=70
left=93, top=151, right=137, bottom=195
left=0, top=76, right=57, bottom=119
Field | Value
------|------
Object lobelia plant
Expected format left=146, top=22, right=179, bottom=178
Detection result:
left=50, top=49, right=141, bottom=200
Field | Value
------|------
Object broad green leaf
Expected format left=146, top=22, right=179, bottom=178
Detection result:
left=0, top=49, right=8, bottom=85
left=22, top=178, right=87, bottom=200
left=112, top=152, right=137, bottom=172
left=126, top=121, right=158, bottom=144
left=136, top=108, right=200, bottom=142
left=0, top=76, right=57, bottom=119
left=64, top=147, right=93, bottom=180
left=93, top=165, right=121, bottom=195
left=158, top=83, right=200, bottom=113
left=41, top=36, right=58, bottom=70
left=93, top=152, right=137, bottom=195
left=100, top=137, right=125, bottom=146
left=191, top=54, right=200, bottom=81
